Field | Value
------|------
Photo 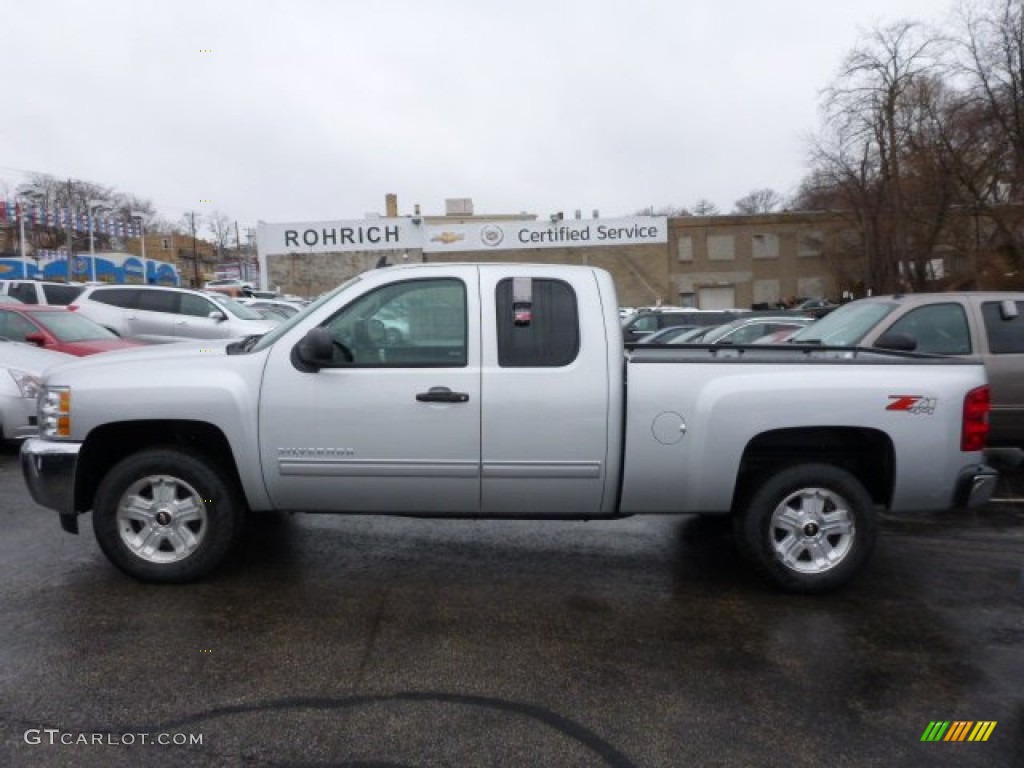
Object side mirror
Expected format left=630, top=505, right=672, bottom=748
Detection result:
left=208, top=310, right=226, bottom=322
left=875, top=332, right=917, bottom=351
left=292, top=327, right=342, bottom=372
left=999, top=300, right=1019, bottom=320
left=24, top=332, right=46, bottom=346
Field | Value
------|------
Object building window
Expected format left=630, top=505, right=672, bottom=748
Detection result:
left=796, top=277, right=826, bottom=300
left=707, top=234, right=735, bottom=261
left=799, top=231, right=824, bottom=257
left=161, top=238, right=171, bottom=250
left=679, top=292, right=696, bottom=307
left=752, top=233, right=779, bottom=259
left=752, top=279, right=781, bottom=307
left=676, top=235, right=693, bottom=262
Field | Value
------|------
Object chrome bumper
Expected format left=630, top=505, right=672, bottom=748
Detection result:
left=21, top=438, right=82, bottom=530
left=953, top=464, right=999, bottom=508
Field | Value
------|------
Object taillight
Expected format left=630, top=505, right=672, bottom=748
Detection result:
left=961, top=385, right=990, bottom=452
left=67, top=304, right=79, bottom=311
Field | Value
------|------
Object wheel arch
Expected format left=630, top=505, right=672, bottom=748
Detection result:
left=733, top=426, right=895, bottom=512
left=75, top=420, right=245, bottom=514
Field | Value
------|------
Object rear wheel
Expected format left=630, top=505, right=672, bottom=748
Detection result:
left=735, top=463, right=877, bottom=593
left=92, top=448, right=242, bottom=583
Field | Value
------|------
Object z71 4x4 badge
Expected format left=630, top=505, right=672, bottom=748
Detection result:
left=886, top=395, right=937, bottom=415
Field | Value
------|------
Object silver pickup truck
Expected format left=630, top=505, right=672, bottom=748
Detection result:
left=21, top=264, right=997, bottom=592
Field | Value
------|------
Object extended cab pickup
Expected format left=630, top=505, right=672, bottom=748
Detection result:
left=21, top=265, right=998, bottom=592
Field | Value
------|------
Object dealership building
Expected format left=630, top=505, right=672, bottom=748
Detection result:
left=257, top=198, right=876, bottom=308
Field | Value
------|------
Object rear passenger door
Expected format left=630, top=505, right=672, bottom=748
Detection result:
left=133, top=290, right=180, bottom=342
left=479, top=269, right=613, bottom=515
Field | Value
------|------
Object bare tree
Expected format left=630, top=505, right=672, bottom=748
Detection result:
left=691, top=199, right=720, bottom=216
left=733, top=188, right=785, bottom=214
left=635, top=204, right=690, bottom=216
left=807, top=20, right=946, bottom=292
left=206, top=211, right=232, bottom=259
left=949, top=0, right=1024, bottom=274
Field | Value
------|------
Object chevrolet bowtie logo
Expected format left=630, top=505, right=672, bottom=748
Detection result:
left=430, top=232, right=464, bottom=244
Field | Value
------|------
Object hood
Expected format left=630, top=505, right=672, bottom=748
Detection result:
left=40, top=338, right=245, bottom=377
left=0, top=340, right=76, bottom=373
left=61, top=338, right=148, bottom=356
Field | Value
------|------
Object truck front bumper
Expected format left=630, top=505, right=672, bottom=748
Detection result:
left=953, top=464, right=999, bottom=508
left=21, top=438, right=82, bottom=533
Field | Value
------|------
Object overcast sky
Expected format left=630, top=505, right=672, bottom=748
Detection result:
left=3, top=0, right=954, bottom=229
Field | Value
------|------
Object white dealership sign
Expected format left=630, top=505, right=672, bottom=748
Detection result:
left=256, top=215, right=667, bottom=289
left=258, top=216, right=666, bottom=256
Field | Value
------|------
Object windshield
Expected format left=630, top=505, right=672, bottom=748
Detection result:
left=698, top=320, right=745, bottom=344
left=788, top=301, right=898, bottom=346
left=206, top=294, right=266, bottom=320
left=34, top=311, right=117, bottom=342
left=249, top=276, right=361, bottom=353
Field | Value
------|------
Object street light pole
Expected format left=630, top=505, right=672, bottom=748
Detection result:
left=130, top=211, right=147, bottom=283
left=87, top=199, right=106, bottom=282
left=189, top=211, right=200, bottom=287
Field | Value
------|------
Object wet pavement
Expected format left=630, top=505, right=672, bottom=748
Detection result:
left=0, top=445, right=1021, bottom=767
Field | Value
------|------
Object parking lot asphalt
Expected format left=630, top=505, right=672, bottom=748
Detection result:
left=0, top=445, right=1022, bottom=767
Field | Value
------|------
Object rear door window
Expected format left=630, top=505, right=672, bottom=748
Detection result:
left=91, top=288, right=140, bottom=308
left=136, top=290, right=178, bottom=314
left=9, top=283, right=38, bottom=304
left=42, top=284, right=83, bottom=305
left=496, top=278, right=579, bottom=367
left=981, top=300, right=1024, bottom=353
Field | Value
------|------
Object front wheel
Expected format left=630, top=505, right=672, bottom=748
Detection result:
left=735, top=463, right=877, bottom=593
left=92, top=448, right=242, bottom=583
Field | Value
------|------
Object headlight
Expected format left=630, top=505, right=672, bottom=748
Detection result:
left=8, top=369, right=41, bottom=399
left=40, top=386, right=71, bottom=438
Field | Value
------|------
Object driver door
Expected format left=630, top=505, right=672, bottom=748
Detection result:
left=258, top=269, right=482, bottom=513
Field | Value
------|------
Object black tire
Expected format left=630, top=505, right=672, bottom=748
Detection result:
left=92, top=448, right=242, bottom=583
left=734, top=463, right=877, bottom=593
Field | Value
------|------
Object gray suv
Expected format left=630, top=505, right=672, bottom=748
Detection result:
left=70, top=285, right=276, bottom=343
left=788, top=292, right=1024, bottom=458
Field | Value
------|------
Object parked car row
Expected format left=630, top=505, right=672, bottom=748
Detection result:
left=0, top=282, right=309, bottom=442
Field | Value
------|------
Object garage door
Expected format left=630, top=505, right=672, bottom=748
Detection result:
left=698, top=286, right=736, bottom=310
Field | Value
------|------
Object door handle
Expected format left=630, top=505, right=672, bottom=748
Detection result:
left=416, top=386, right=470, bottom=403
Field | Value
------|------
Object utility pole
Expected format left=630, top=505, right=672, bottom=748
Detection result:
left=65, top=178, right=74, bottom=282
left=188, top=211, right=200, bottom=287
left=234, top=219, right=243, bottom=281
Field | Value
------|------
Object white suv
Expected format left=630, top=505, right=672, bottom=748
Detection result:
left=0, top=280, right=83, bottom=306
left=70, top=285, right=276, bottom=343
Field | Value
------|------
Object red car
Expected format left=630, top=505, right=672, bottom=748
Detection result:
left=0, top=305, right=146, bottom=356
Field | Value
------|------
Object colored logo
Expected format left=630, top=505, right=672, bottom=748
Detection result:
left=886, top=395, right=937, bottom=415
left=921, top=721, right=996, bottom=742
left=480, top=224, right=504, bottom=247
left=430, top=232, right=464, bottom=245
